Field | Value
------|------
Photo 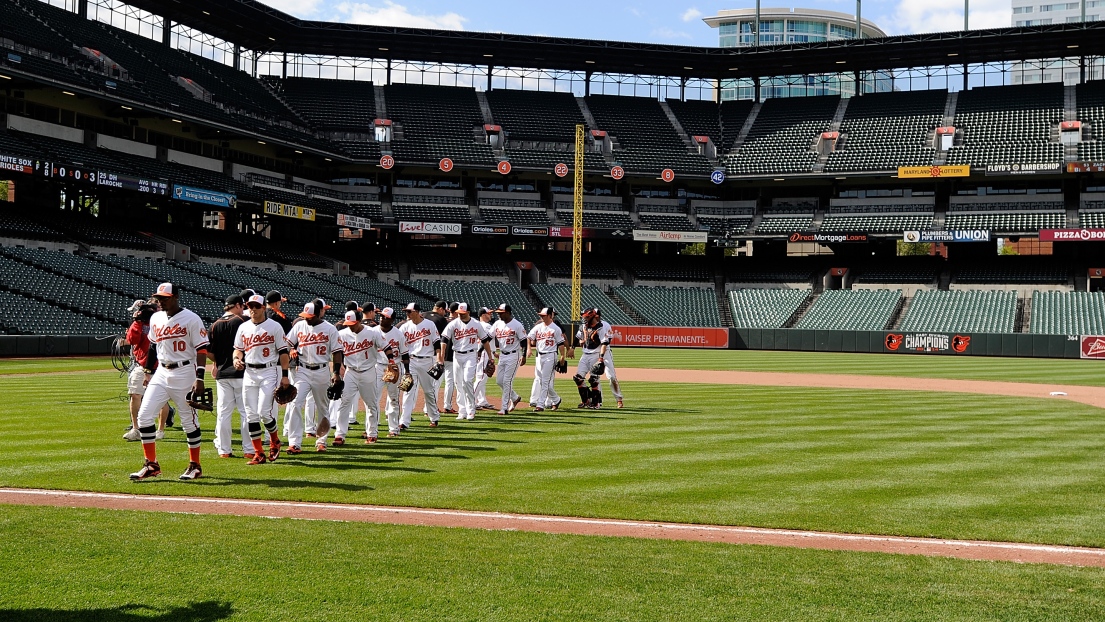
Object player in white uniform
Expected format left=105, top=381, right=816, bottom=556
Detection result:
left=232, top=294, right=290, bottom=465
left=128, top=283, right=209, bottom=481
left=490, top=303, right=527, bottom=415
left=374, top=308, right=406, bottom=437
left=399, top=303, right=442, bottom=427
left=473, top=307, right=496, bottom=410
left=326, top=308, right=397, bottom=447
left=526, top=307, right=566, bottom=412
left=440, top=303, right=495, bottom=421
left=285, top=299, right=343, bottom=454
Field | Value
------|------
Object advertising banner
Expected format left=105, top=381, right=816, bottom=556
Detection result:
left=471, top=224, right=509, bottom=235
left=512, top=226, right=549, bottom=236
left=399, top=221, right=462, bottom=235
left=549, top=226, right=602, bottom=238
left=97, top=171, right=169, bottom=195
left=884, top=332, right=972, bottom=354
left=1081, top=336, right=1105, bottom=359
left=788, top=232, right=869, bottom=244
left=1068, top=162, right=1105, bottom=173
left=632, top=229, right=708, bottom=243
left=337, top=213, right=372, bottom=230
left=0, top=153, right=34, bottom=175
left=903, top=230, right=991, bottom=243
left=1039, top=229, right=1105, bottom=242
left=173, top=185, right=236, bottom=208
left=607, top=326, right=729, bottom=349
left=897, top=165, right=970, bottom=178
left=984, top=163, right=1061, bottom=175
left=264, top=200, right=316, bottom=222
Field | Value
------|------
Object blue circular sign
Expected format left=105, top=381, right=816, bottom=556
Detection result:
left=710, top=170, right=726, bottom=185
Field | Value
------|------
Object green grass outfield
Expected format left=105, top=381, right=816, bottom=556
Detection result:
left=2, top=505, right=1105, bottom=622
left=3, top=358, right=1105, bottom=547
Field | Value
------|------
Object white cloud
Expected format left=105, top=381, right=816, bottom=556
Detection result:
left=879, top=0, right=1010, bottom=35
left=332, top=2, right=468, bottom=30
left=259, top=0, right=326, bottom=18
left=682, top=8, right=703, bottom=22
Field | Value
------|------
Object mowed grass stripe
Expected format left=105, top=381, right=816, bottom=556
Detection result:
left=3, top=369, right=1105, bottom=547
left=612, top=349, right=1105, bottom=386
left=2, top=506, right=1105, bottom=621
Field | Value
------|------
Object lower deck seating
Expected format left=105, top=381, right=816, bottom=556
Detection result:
left=819, top=214, right=934, bottom=233
left=796, top=289, right=901, bottom=330
left=0, top=288, right=122, bottom=335
left=899, top=290, right=1017, bottom=333
left=728, top=289, right=809, bottom=328
left=755, top=215, right=813, bottom=234
left=404, top=280, right=539, bottom=328
left=529, top=284, right=636, bottom=326
left=614, top=286, right=720, bottom=327
left=1030, top=291, right=1105, bottom=335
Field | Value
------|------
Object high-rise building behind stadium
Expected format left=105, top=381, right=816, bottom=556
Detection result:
left=703, top=8, right=890, bottom=100
left=1010, top=0, right=1104, bottom=84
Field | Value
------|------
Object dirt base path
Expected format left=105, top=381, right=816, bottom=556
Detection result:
left=3, top=488, right=1104, bottom=567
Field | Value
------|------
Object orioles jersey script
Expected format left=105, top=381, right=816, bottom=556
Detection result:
left=338, top=326, right=391, bottom=371
left=491, top=319, right=527, bottom=353
left=234, top=318, right=288, bottom=365
left=528, top=323, right=564, bottom=354
left=149, top=308, right=208, bottom=364
left=401, top=319, right=440, bottom=358
left=287, top=321, right=341, bottom=366
left=376, top=326, right=405, bottom=365
left=442, top=318, right=489, bottom=352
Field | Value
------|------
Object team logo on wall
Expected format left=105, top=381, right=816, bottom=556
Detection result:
left=951, top=335, right=971, bottom=353
left=885, top=334, right=904, bottom=351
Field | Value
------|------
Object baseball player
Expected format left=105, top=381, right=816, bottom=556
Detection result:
left=285, top=299, right=343, bottom=454
left=592, top=308, right=623, bottom=407
left=300, top=301, right=362, bottom=438
left=375, top=307, right=405, bottom=437
left=490, top=303, right=526, bottom=415
left=128, top=282, right=208, bottom=481
left=568, top=308, right=621, bottom=409
left=232, top=293, right=290, bottom=465
left=123, top=299, right=173, bottom=442
left=427, top=301, right=456, bottom=414
left=473, top=307, right=496, bottom=410
left=399, top=303, right=442, bottom=428
left=349, top=302, right=377, bottom=426
left=208, top=294, right=250, bottom=458
left=326, top=308, right=396, bottom=447
left=526, top=307, right=566, bottom=412
left=440, top=303, right=494, bottom=421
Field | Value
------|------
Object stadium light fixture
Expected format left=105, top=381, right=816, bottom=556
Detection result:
left=295, top=150, right=303, bottom=154
left=483, top=54, right=493, bottom=58
left=948, top=53, right=958, bottom=57
left=729, top=67, right=739, bottom=71
left=0, top=74, right=10, bottom=80
left=62, top=91, right=75, bottom=96
left=585, top=60, right=595, bottom=64
left=258, top=141, right=266, bottom=145
left=202, top=10, right=210, bottom=15
left=683, top=66, right=693, bottom=70
left=774, top=178, right=785, bottom=181
left=268, top=37, right=276, bottom=41
left=121, top=105, right=132, bottom=110
left=1068, top=45, right=1080, bottom=49
left=325, top=158, right=332, bottom=161
left=379, top=47, right=388, bottom=51
left=171, top=119, right=182, bottom=123
left=835, top=60, right=846, bottom=64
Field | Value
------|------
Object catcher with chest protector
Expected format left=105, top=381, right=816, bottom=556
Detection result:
left=569, top=308, right=617, bottom=409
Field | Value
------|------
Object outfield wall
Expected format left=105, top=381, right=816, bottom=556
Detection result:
left=0, top=335, right=114, bottom=357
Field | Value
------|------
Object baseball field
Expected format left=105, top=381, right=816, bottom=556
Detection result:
left=3, top=349, right=1105, bottom=620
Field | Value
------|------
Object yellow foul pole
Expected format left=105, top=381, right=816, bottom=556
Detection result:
left=571, top=124, right=584, bottom=341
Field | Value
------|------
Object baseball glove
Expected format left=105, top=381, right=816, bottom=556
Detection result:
left=427, top=362, right=445, bottom=380
left=555, top=358, right=568, bottom=374
left=382, top=363, right=401, bottom=384
left=397, top=373, right=414, bottom=392
left=326, top=377, right=345, bottom=401
left=483, top=359, right=496, bottom=378
left=186, top=388, right=214, bottom=411
left=590, top=360, right=605, bottom=376
left=273, top=383, right=298, bottom=405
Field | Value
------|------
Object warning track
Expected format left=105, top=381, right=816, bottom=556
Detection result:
left=2, top=488, right=1104, bottom=567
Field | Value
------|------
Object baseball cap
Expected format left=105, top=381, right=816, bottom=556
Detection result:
left=299, top=301, right=321, bottom=318
left=496, top=303, right=512, bottom=313
left=456, top=302, right=469, bottom=313
left=239, top=289, right=256, bottom=301
left=345, top=300, right=360, bottom=312
left=582, top=308, right=597, bottom=319
left=478, top=306, right=492, bottom=316
left=265, top=290, right=286, bottom=304
left=449, top=302, right=460, bottom=313
left=405, top=302, right=421, bottom=312
left=434, top=300, right=447, bottom=310
left=538, top=307, right=554, bottom=317
left=246, top=294, right=265, bottom=307
left=224, top=294, right=244, bottom=307
left=317, top=298, right=332, bottom=310
left=363, top=302, right=376, bottom=313
left=379, top=307, right=395, bottom=319
left=342, top=310, right=361, bottom=326
left=151, top=282, right=175, bottom=297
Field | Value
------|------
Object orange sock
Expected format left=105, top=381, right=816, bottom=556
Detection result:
left=142, top=442, right=157, bottom=463
left=252, top=438, right=264, bottom=455
left=269, top=432, right=281, bottom=445
left=189, top=447, right=201, bottom=464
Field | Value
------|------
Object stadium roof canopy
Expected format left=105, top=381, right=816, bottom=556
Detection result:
left=130, top=0, right=1105, bottom=80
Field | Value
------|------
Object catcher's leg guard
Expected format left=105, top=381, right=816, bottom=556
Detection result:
left=588, top=376, right=602, bottom=407
left=573, top=374, right=590, bottom=406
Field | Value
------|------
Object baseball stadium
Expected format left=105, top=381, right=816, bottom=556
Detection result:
left=4, top=0, right=1105, bottom=618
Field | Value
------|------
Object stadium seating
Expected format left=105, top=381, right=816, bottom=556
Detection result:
left=755, top=215, right=814, bottom=234
left=695, top=204, right=754, bottom=237
left=0, top=287, right=122, bottom=335
left=725, top=95, right=839, bottom=175
left=586, top=95, right=711, bottom=176
left=540, top=254, right=621, bottom=280
left=944, top=83, right=1064, bottom=168
left=529, top=283, right=636, bottom=326
left=478, top=192, right=550, bottom=225
left=317, top=274, right=431, bottom=312
left=1031, top=291, right=1105, bottom=335
left=665, top=99, right=755, bottom=154
left=825, top=90, right=944, bottom=173
left=487, top=88, right=582, bottom=144
left=629, top=256, right=712, bottom=282
left=945, top=196, right=1065, bottom=233
left=1077, top=81, right=1105, bottom=161
left=0, top=213, right=69, bottom=243
left=267, top=76, right=376, bottom=131
left=955, top=262, right=1068, bottom=285
left=899, top=290, right=1017, bottom=333
left=636, top=205, right=697, bottom=231
left=854, top=264, right=938, bottom=284
left=728, top=289, right=810, bottom=328
left=613, top=286, right=720, bottom=327
left=409, top=254, right=504, bottom=277
left=727, top=264, right=815, bottom=284
left=405, top=280, right=539, bottom=328
left=385, top=83, right=494, bottom=166
left=796, top=289, right=901, bottom=330
left=0, top=251, right=132, bottom=326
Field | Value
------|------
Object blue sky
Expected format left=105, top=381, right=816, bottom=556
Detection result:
left=258, top=0, right=1014, bottom=46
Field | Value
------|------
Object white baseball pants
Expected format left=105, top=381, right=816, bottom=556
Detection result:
left=452, top=351, right=480, bottom=417
left=288, top=366, right=330, bottom=449
left=213, top=377, right=249, bottom=456
left=376, top=363, right=401, bottom=435
left=532, top=352, right=560, bottom=409
left=495, top=351, right=521, bottom=411
left=136, top=366, right=200, bottom=448
left=401, top=356, right=441, bottom=425
left=322, top=366, right=379, bottom=442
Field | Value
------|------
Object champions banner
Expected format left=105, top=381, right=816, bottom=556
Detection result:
left=264, top=200, right=316, bottom=222
left=607, top=326, right=729, bottom=349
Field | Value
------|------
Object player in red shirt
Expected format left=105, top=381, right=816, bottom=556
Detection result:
left=123, top=299, right=173, bottom=442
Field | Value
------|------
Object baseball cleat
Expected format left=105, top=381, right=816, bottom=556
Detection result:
left=387, top=432, right=399, bottom=438
left=444, top=409, right=458, bottom=415
left=315, top=443, right=327, bottom=452
left=333, top=437, right=345, bottom=446
left=349, top=418, right=360, bottom=425
left=123, top=429, right=141, bottom=442
left=577, top=403, right=589, bottom=409
left=533, top=407, right=545, bottom=412
left=178, top=462, right=202, bottom=480
left=466, top=414, right=475, bottom=420
left=512, top=396, right=522, bottom=409
left=496, top=410, right=507, bottom=415
left=267, top=441, right=283, bottom=462
left=617, top=400, right=624, bottom=409
left=246, top=453, right=267, bottom=465
left=218, top=453, right=233, bottom=458
left=456, top=414, right=466, bottom=421
left=551, top=400, right=562, bottom=411
left=399, top=424, right=408, bottom=431
left=287, top=446, right=302, bottom=455
left=129, top=460, right=161, bottom=480
left=306, top=433, right=316, bottom=438
left=428, top=421, right=439, bottom=428
left=244, top=453, right=256, bottom=461
left=365, top=437, right=377, bottom=444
